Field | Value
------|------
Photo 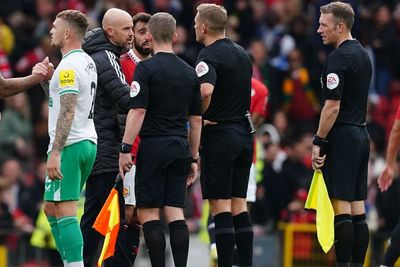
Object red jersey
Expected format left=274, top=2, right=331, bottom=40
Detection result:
left=250, top=78, right=269, bottom=163
left=396, top=105, right=400, bottom=120
left=250, top=77, right=269, bottom=118
left=120, top=49, right=143, bottom=156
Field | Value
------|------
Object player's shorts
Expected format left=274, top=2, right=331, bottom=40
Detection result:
left=135, top=136, right=191, bottom=208
left=44, top=140, right=96, bottom=202
left=201, top=122, right=253, bottom=200
left=322, top=124, right=369, bottom=201
left=246, top=163, right=257, bottom=202
left=123, top=165, right=136, bottom=205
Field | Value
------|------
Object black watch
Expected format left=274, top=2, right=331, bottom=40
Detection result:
left=312, top=135, right=328, bottom=148
left=119, top=142, right=132, bottom=154
left=191, top=158, right=199, bottom=164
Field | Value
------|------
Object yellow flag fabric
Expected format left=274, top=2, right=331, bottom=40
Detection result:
left=93, top=188, right=120, bottom=267
left=305, top=170, right=334, bottom=253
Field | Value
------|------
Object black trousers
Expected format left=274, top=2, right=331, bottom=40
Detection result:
left=80, top=172, right=131, bottom=267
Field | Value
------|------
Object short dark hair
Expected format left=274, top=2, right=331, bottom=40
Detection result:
left=56, top=10, right=89, bottom=38
left=320, top=1, right=354, bottom=30
left=147, top=12, right=175, bottom=43
left=196, top=3, right=227, bottom=34
left=132, top=12, right=151, bottom=29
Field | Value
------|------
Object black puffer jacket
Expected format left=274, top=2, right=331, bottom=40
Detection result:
left=83, top=28, right=130, bottom=176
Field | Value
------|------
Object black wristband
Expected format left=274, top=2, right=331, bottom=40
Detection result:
left=119, top=142, right=132, bottom=153
left=312, top=135, right=328, bottom=148
left=191, top=158, right=199, bottom=164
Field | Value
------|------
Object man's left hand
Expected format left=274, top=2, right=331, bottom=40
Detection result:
left=46, top=151, right=63, bottom=180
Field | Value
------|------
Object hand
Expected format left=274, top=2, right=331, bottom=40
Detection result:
left=311, top=145, right=326, bottom=170
left=46, top=151, right=63, bottom=180
left=119, top=153, right=133, bottom=179
left=187, top=163, right=198, bottom=187
left=203, top=120, right=218, bottom=127
left=32, top=57, right=54, bottom=82
left=378, top=164, right=394, bottom=192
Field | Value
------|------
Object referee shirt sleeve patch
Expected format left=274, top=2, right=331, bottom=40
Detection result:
left=130, top=81, right=140, bottom=98
left=195, top=61, right=209, bottom=77
left=326, top=73, right=339, bottom=90
left=59, top=70, right=76, bottom=88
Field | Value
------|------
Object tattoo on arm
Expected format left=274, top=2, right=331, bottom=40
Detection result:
left=52, top=93, right=77, bottom=152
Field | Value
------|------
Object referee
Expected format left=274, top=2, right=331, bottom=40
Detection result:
left=119, top=12, right=202, bottom=267
left=194, top=3, right=254, bottom=267
left=312, top=2, right=372, bottom=266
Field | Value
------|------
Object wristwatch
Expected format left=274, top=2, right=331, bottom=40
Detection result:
left=119, top=142, right=132, bottom=154
left=191, top=158, right=199, bottom=164
left=312, top=135, right=328, bottom=148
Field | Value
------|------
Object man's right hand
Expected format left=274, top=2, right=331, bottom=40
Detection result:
left=378, top=164, right=395, bottom=192
left=32, top=57, right=54, bottom=82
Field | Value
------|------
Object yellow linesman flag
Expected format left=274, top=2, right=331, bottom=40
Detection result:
left=305, top=170, right=334, bottom=253
left=93, top=188, right=120, bottom=267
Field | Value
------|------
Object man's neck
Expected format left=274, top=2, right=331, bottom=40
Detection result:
left=335, top=33, right=353, bottom=48
left=61, top=42, right=82, bottom=57
left=132, top=48, right=150, bottom=61
left=153, top=42, right=173, bottom=54
left=203, top=34, right=225, bottom=47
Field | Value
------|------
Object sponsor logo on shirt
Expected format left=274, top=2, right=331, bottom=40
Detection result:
left=326, top=73, right=339, bottom=90
left=130, top=81, right=140, bottom=97
left=59, top=70, right=75, bottom=87
left=195, top=61, right=209, bottom=77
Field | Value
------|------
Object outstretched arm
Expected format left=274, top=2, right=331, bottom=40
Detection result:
left=378, top=119, right=400, bottom=192
left=0, top=57, right=52, bottom=98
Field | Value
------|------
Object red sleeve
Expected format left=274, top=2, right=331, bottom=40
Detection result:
left=250, top=78, right=269, bottom=117
left=120, top=53, right=136, bottom=85
left=396, top=105, right=400, bottom=120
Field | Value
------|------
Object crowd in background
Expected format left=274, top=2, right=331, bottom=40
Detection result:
left=1, top=0, right=400, bottom=266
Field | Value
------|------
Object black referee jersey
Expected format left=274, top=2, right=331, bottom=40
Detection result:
left=195, top=38, right=252, bottom=121
left=321, top=39, right=372, bottom=125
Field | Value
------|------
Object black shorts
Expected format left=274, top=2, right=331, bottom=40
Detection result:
left=135, top=136, right=191, bottom=208
left=322, top=124, right=370, bottom=201
left=200, top=122, right=253, bottom=199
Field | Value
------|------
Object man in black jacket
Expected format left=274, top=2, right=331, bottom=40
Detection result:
left=81, top=8, right=134, bottom=267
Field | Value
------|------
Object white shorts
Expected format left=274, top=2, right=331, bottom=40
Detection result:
left=123, top=165, right=136, bottom=206
left=246, top=163, right=256, bottom=202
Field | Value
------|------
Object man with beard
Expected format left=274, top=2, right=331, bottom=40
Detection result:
left=119, top=12, right=152, bottom=263
left=43, top=10, right=97, bottom=267
left=81, top=8, right=135, bottom=267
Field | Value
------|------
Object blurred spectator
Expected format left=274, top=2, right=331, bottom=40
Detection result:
left=282, top=48, right=320, bottom=126
left=33, top=100, right=49, bottom=160
left=0, top=93, right=33, bottom=167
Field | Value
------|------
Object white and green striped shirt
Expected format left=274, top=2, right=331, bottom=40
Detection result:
left=48, top=49, right=98, bottom=152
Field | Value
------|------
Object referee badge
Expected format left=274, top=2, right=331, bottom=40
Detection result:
left=326, top=73, right=339, bottom=90
left=130, top=81, right=140, bottom=97
left=195, top=61, right=209, bottom=77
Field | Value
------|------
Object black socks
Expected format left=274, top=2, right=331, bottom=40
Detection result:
left=169, top=220, right=189, bottom=267
left=334, top=214, right=354, bottom=265
left=214, top=212, right=235, bottom=267
left=352, top=214, right=369, bottom=264
left=233, top=212, right=253, bottom=266
left=143, top=220, right=165, bottom=267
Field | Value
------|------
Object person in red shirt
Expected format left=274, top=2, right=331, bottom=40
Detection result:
left=119, top=12, right=152, bottom=263
left=247, top=77, right=269, bottom=202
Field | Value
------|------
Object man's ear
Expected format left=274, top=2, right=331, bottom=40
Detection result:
left=172, top=32, right=177, bottom=43
left=105, top=26, right=113, bottom=37
left=147, top=32, right=153, bottom=42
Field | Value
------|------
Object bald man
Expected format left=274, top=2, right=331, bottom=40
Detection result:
left=81, top=8, right=135, bottom=267
left=0, top=57, right=51, bottom=98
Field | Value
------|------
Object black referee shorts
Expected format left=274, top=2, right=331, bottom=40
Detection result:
left=135, top=136, right=191, bottom=208
left=322, top=124, right=370, bottom=201
left=200, top=121, right=253, bottom=200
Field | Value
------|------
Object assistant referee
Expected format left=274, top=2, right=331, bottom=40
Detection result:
left=312, top=2, right=372, bottom=266
left=194, top=3, right=254, bottom=267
